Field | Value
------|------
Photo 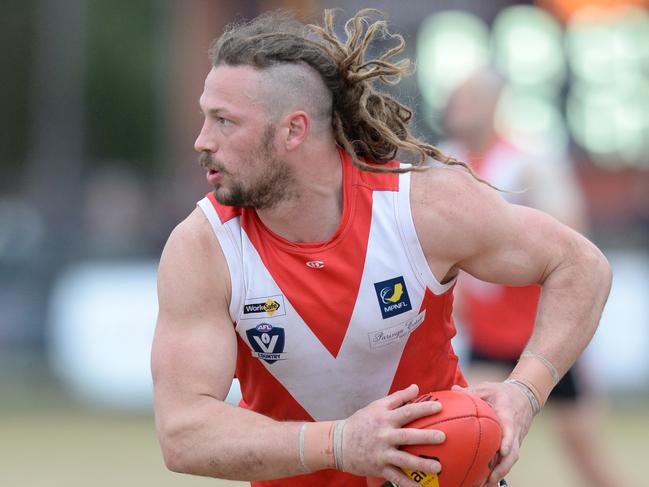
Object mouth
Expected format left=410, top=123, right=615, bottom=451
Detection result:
left=206, top=168, right=222, bottom=185
left=200, top=152, right=223, bottom=181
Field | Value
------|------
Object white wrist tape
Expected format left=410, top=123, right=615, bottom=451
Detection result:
left=333, top=419, right=346, bottom=471
left=521, top=350, right=560, bottom=384
left=509, top=351, right=560, bottom=409
left=505, top=378, right=541, bottom=416
left=298, top=422, right=309, bottom=472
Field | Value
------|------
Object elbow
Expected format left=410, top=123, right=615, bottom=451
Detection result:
left=157, top=418, right=230, bottom=477
left=579, top=239, right=613, bottom=295
left=591, top=244, right=612, bottom=291
left=158, top=431, right=186, bottom=474
left=156, top=419, right=196, bottom=474
left=161, top=445, right=185, bottom=474
left=600, top=253, right=613, bottom=293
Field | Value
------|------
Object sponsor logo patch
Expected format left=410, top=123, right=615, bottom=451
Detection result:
left=400, top=468, right=439, bottom=487
left=246, top=323, right=287, bottom=364
left=374, top=276, right=412, bottom=319
left=368, top=311, right=426, bottom=349
left=241, top=294, right=286, bottom=319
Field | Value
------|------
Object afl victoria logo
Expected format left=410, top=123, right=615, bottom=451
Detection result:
left=246, top=323, right=287, bottom=364
left=306, top=260, right=325, bottom=269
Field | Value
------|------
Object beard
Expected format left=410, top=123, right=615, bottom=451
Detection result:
left=200, top=125, right=296, bottom=210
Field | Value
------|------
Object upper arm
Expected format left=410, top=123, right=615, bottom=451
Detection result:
left=411, top=166, right=588, bottom=287
left=456, top=202, right=577, bottom=287
left=151, top=208, right=237, bottom=420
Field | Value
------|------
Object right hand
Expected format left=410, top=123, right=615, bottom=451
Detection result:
left=341, top=384, right=445, bottom=487
left=452, top=381, right=533, bottom=486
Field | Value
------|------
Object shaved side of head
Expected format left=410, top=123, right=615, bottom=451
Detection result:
left=255, top=62, right=333, bottom=131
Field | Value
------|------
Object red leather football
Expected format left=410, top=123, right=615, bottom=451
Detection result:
left=399, top=390, right=502, bottom=487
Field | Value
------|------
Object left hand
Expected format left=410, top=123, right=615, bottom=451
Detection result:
left=452, top=380, right=535, bottom=486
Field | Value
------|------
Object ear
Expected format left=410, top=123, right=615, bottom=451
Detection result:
left=283, top=111, right=310, bottom=151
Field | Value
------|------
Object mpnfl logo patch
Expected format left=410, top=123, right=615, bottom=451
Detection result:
left=246, top=323, right=287, bottom=364
left=374, top=276, right=412, bottom=319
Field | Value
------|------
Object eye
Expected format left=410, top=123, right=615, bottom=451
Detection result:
left=216, top=116, right=232, bottom=126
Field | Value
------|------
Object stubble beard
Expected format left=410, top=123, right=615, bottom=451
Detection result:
left=202, top=126, right=296, bottom=210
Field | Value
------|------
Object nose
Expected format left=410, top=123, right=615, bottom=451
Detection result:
left=194, top=119, right=218, bottom=153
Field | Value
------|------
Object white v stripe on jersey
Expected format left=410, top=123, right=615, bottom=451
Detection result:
left=232, top=195, right=428, bottom=420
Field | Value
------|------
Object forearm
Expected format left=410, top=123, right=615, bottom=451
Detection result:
left=157, top=397, right=313, bottom=480
left=156, top=385, right=446, bottom=486
left=524, top=236, right=612, bottom=377
left=477, top=241, right=611, bottom=482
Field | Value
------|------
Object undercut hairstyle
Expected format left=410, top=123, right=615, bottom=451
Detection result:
left=208, top=8, right=480, bottom=177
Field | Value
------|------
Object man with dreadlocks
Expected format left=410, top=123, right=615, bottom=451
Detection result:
left=151, top=9, right=611, bottom=487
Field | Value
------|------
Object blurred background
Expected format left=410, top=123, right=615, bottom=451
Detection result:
left=1, top=0, right=647, bottom=486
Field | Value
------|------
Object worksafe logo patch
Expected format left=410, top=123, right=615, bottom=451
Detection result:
left=241, top=294, right=286, bottom=320
left=374, top=276, right=412, bottom=319
left=245, top=323, right=287, bottom=364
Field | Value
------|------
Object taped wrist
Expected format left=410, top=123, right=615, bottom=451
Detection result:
left=298, top=422, right=309, bottom=472
left=507, top=351, right=560, bottom=412
left=332, top=419, right=346, bottom=471
left=504, top=378, right=541, bottom=416
left=301, top=420, right=347, bottom=472
left=300, top=420, right=346, bottom=472
left=302, top=421, right=335, bottom=471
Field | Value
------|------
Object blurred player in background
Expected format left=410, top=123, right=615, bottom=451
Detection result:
left=443, top=67, right=622, bottom=487
left=151, top=10, right=611, bottom=487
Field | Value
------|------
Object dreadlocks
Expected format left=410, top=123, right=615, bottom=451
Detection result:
left=209, top=8, right=480, bottom=178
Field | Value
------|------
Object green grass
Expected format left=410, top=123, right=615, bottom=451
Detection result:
left=0, top=407, right=245, bottom=487
left=507, top=401, right=646, bottom=487
left=0, top=393, right=646, bottom=486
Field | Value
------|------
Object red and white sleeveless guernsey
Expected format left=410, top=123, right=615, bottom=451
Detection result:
left=197, top=148, right=466, bottom=487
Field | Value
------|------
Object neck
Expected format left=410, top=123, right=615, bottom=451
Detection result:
left=255, top=145, right=344, bottom=243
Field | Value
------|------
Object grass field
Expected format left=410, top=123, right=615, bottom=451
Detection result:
left=0, top=375, right=646, bottom=487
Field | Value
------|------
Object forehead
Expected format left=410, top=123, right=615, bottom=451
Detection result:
left=199, top=64, right=264, bottom=114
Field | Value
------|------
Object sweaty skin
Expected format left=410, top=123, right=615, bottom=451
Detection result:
left=152, top=64, right=611, bottom=487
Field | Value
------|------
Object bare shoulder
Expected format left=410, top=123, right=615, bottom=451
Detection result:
left=410, top=164, right=504, bottom=218
left=162, top=207, right=219, bottom=259
left=158, top=207, right=231, bottom=311
left=410, top=165, right=511, bottom=278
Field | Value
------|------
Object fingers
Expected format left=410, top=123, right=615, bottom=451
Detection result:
left=497, top=412, right=515, bottom=457
left=387, top=450, right=442, bottom=474
left=383, top=384, right=420, bottom=409
left=390, top=399, right=442, bottom=426
left=489, top=443, right=519, bottom=483
left=387, top=427, right=445, bottom=446
left=488, top=409, right=515, bottom=481
left=452, top=384, right=487, bottom=403
left=380, top=465, right=431, bottom=487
